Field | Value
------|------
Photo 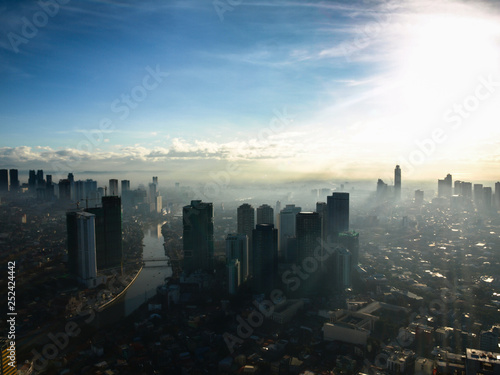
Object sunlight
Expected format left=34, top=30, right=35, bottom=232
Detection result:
left=398, top=14, right=500, bottom=105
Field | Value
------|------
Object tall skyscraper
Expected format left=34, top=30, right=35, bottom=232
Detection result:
left=36, top=170, right=44, bottom=185
left=495, top=182, right=500, bottom=209
left=326, top=192, right=349, bottom=240
left=394, top=165, right=401, bottom=201
left=279, top=204, right=301, bottom=258
left=237, top=203, right=255, bottom=241
left=9, top=169, right=19, bottom=193
left=228, top=259, right=241, bottom=295
left=252, top=224, right=278, bottom=294
left=183, top=200, right=214, bottom=274
left=86, top=196, right=123, bottom=271
left=226, top=233, right=249, bottom=281
left=46, top=175, right=54, bottom=200
left=66, top=211, right=98, bottom=287
left=335, top=247, right=352, bottom=291
left=28, top=169, right=36, bottom=192
left=438, top=174, right=452, bottom=197
left=315, top=202, right=328, bottom=242
left=58, top=179, right=72, bottom=201
left=474, top=184, right=483, bottom=208
left=462, top=182, right=472, bottom=199
left=0, top=169, right=7, bottom=192
left=109, top=179, right=119, bottom=196
left=257, top=204, right=274, bottom=225
left=296, top=212, right=322, bottom=295
left=121, top=180, right=130, bottom=193
left=376, top=179, right=388, bottom=201
left=483, top=187, right=492, bottom=211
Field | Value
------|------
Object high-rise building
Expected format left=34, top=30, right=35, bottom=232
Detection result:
left=495, top=182, right=500, bottom=209
left=86, top=196, right=123, bottom=271
left=335, top=247, right=352, bottom=291
left=462, top=182, right=472, bottom=199
left=45, top=175, right=54, bottom=200
left=252, top=224, right=278, bottom=294
left=9, top=169, right=19, bottom=193
left=237, top=203, right=255, bottom=241
left=279, top=204, right=301, bottom=258
left=121, top=180, right=130, bottom=193
left=483, top=187, right=492, bottom=211
left=228, top=259, right=241, bottom=295
left=474, top=184, right=483, bottom=208
left=326, top=192, right=349, bottom=240
left=376, top=179, right=388, bottom=201
left=28, top=169, right=36, bottom=192
left=226, top=233, right=249, bottom=281
left=109, top=179, right=119, bottom=196
left=58, top=179, right=72, bottom=201
left=183, top=200, right=214, bottom=274
left=257, top=204, right=274, bottom=225
left=66, top=211, right=99, bottom=287
left=36, top=170, right=44, bottom=185
left=415, top=190, right=424, bottom=205
left=394, top=165, right=401, bottom=201
left=0, top=169, right=8, bottom=192
left=438, top=174, right=452, bottom=197
left=315, top=202, right=327, bottom=242
left=296, top=212, right=322, bottom=295
left=152, top=176, right=158, bottom=185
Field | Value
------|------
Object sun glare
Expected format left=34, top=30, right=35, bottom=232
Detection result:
left=398, top=14, right=500, bottom=105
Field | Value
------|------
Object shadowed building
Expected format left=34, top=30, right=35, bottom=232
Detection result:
left=66, top=211, right=99, bottom=287
left=0, top=169, right=7, bottom=192
left=327, top=192, right=349, bottom=240
left=257, top=204, right=274, bottom=225
left=252, top=224, right=278, bottom=294
left=86, top=196, right=123, bottom=272
left=183, top=200, right=214, bottom=274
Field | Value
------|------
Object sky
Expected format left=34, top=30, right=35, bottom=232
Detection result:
left=1, top=0, right=500, bottom=185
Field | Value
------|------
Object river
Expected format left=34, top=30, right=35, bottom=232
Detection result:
left=97, top=222, right=172, bottom=325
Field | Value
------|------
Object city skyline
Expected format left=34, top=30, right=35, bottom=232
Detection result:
left=1, top=0, right=500, bottom=183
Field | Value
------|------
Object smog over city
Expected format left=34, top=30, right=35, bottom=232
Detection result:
left=1, top=1, right=500, bottom=374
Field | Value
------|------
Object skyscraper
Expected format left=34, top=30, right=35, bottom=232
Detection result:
left=316, top=202, right=327, bottom=242
left=296, top=212, right=322, bottom=295
left=279, top=204, right=301, bottom=258
left=326, top=192, right=349, bottom=240
left=415, top=190, right=424, bottom=205
left=226, top=233, right=249, bottom=281
left=252, top=224, right=278, bottom=294
left=28, top=170, right=36, bottom=192
left=237, top=203, right=255, bottom=241
left=495, top=182, right=500, bottom=209
left=0, top=169, right=7, bottom=192
left=257, top=204, right=274, bottom=225
left=474, top=184, right=483, bottom=208
left=183, top=200, right=214, bottom=274
left=86, top=196, right=123, bottom=271
left=438, top=174, right=452, bottom=197
left=109, top=179, right=119, bottom=196
left=228, top=259, right=241, bottom=295
left=394, top=165, right=401, bottom=201
left=335, top=247, right=352, bottom=291
left=66, top=211, right=99, bottom=287
left=9, top=169, right=19, bottom=193
left=58, top=179, right=72, bottom=201
left=121, top=180, right=130, bottom=193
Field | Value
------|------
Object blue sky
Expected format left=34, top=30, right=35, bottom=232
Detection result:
left=1, top=0, right=500, bottom=184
